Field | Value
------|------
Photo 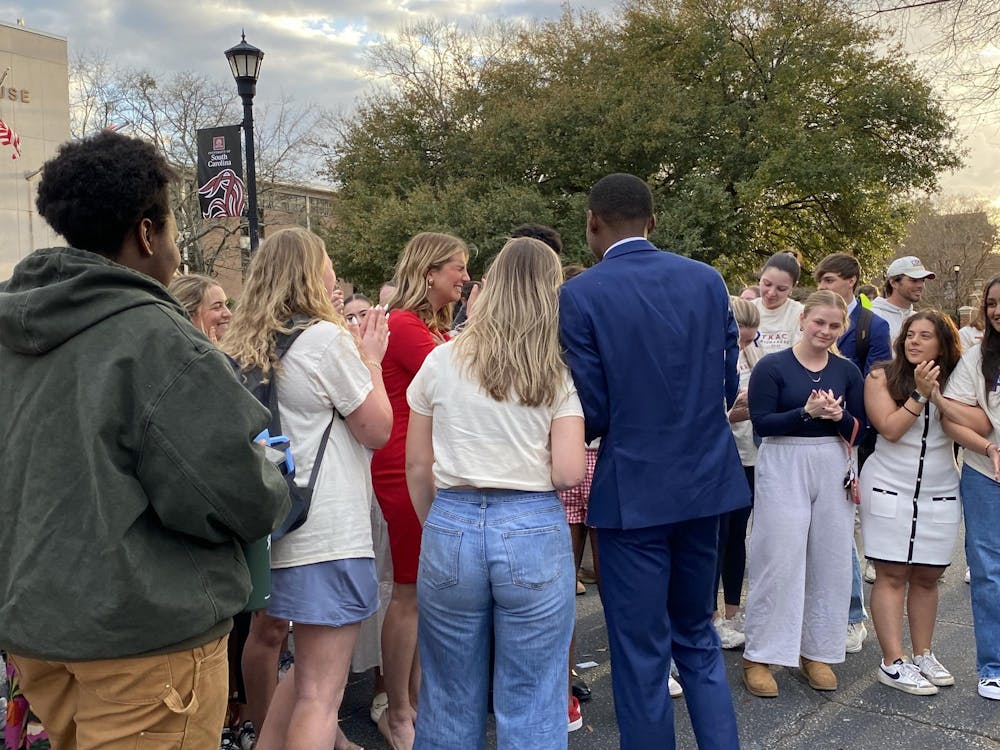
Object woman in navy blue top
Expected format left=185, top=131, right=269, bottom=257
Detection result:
left=741, top=290, right=866, bottom=698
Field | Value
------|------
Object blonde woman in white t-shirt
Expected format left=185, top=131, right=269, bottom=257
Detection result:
left=751, top=251, right=805, bottom=356
left=405, top=237, right=586, bottom=750
left=223, top=227, right=392, bottom=750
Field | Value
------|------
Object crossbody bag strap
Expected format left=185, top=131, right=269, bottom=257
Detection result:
left=271, top=320, right=339, bottom=490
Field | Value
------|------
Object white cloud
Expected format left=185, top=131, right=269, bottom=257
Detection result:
left=2, top=0, right=997, bottom=200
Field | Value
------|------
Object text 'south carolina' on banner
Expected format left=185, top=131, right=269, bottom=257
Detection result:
left=196, top=126, right=245, bottom=218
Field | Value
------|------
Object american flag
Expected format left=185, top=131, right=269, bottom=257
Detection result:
left=0, top=117, right=21, bottom=159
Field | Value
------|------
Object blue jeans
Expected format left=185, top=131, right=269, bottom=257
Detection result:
left=414, top=489, right=575, bottom=750
left=849, top=540, right=867, bottom=625
left=962, top=465, right=1000, bottom=680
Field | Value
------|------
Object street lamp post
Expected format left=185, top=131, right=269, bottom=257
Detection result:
left=225, top=31, right=265, bottom=259
left=953, top=264, right=961, bottom=322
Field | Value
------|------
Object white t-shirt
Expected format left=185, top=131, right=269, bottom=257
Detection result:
left=731, top=345, right=763, bottom=466
left=407, top=342, right=584, bottom=491
left=270, top=322, right=376, bottom=568
left=870, top=296, right=913, bottom=348
left=959, top=325, right=984, bottom=353
left=943, top=344, right=1000, bottom=481
left=751, top=297, right=803, bottom=356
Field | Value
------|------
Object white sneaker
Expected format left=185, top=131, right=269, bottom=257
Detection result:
left=728, top=610, right=746, bottom=632
left=912, top=651, right=954, bottom=687
left=863, top=561, right=877, bottom=583
left=965, top=567, right=971, bottom=584
left=877, top=659, right=938, bottom=695
left=668, top=675, right=683, bottom=698
left=979, top=678, right=1000, bottom=700
left=846, top=622, right=868, bottom=654
left=714, top=618, right=746, bottom=649
left=369, top=691, right=388, bottom=724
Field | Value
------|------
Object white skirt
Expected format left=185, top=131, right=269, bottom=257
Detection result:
left=859, top=406, right=960, bottom=566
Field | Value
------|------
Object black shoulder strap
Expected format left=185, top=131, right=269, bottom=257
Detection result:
left=855, top=304, right=874, bottom=371
left=270, top=321, right=337, bottom=491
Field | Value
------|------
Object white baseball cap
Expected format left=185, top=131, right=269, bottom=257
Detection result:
left=886, top=256, right=935, bottom=280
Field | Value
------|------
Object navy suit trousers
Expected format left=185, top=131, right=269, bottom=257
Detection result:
left=597, top=516, right=740, bottom=750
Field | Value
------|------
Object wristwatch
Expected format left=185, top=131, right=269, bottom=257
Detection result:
left=910, top=390, right=928, bottom=404
left=800, top=407, right=813, bottom=421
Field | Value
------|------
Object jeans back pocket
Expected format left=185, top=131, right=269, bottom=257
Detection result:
left=502, top=525, right=567, bottom=589
left=419, top=524, right=463, bottom=589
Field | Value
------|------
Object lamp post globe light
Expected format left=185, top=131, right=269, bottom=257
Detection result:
left=225, top=31, right=264, bottom=257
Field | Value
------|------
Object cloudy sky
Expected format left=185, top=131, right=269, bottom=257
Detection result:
left=5, top=0, right=999, bottom=204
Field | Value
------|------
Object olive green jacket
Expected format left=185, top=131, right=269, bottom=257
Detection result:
left=0, top=248, right=289, bottom=660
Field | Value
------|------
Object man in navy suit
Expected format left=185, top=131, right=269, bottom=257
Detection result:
left=559, top=174, right=749, bottom=749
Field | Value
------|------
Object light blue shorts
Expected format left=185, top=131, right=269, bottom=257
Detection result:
left=268, top=557, right=378, bottom=627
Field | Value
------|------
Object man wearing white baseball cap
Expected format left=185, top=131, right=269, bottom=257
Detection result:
left=871, top=256, right=936, bottom=346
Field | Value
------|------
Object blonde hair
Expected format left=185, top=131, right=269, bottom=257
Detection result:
left=800, top=290, right=850, bottom=355
left=453, top=237, right=566, bottom=407
left=222, top=227, right=346, bottom=380
left=169, top=274, right=221, bottom=319
left=729, top=295, right=760, bottom=329
left=388, top=232, right=468, bottom=333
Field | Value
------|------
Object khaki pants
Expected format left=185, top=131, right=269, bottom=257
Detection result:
left=8, top=635, right=229, bottom=750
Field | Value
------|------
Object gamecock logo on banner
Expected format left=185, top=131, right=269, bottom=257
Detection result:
left=198, top=168, right=246, bottom=218
left=196, top=125, right=245, bottom=218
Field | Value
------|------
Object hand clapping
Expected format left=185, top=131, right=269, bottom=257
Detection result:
left=914, top=360, right=940, bottom=400
left=805, top=389, right=844, bottom=422
left=354, top=304, right=389, bottom=366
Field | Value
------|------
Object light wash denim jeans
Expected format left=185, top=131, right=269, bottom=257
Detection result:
left=414, top=488, right=575, bottom=750
left=961, top=465, right=1000, bottom=680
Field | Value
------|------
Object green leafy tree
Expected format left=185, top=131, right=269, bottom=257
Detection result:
left=326, top=0, right=961, bottom=290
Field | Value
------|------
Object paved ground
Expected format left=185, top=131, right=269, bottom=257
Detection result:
left=337, top=528, right=1000, bottom=749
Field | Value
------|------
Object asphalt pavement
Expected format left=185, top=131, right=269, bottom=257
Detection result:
left=337, top=528, right=1000, bottom=749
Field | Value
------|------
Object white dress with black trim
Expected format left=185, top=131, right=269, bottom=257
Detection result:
left=859, top=403, right=961, bottom=566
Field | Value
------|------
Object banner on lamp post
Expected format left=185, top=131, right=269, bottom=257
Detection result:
left=196, top=125, right=246, bottom=218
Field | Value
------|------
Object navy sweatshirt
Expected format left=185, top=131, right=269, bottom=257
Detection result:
left=748, top=348, right=866, bottom=442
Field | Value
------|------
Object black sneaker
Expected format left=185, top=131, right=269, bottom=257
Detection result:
left=236, top=721, right=257, bottom=750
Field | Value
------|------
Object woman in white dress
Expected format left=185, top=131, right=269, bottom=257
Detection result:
left=860, top=310, right=962, bottom=695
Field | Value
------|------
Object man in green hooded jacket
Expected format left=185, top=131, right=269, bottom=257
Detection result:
left=0, top=131, right=290, bottom=749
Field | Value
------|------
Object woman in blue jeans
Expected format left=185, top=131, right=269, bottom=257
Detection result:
left=942, top=277, right=1000, bottom=701
left=405, top=237, right=586, bottom=750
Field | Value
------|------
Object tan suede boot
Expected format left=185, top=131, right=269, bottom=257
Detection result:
left=800, top=657, right=838, bottom=690
left=742, top=658, right=778, bottom=697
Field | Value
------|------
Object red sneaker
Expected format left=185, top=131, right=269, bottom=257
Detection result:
left=568, top=695, right=583, bottom=732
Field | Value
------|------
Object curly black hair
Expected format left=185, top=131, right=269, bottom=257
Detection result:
left=35, top=131, right=178, bottom=258
left=510, top=223, right=563, bottom=255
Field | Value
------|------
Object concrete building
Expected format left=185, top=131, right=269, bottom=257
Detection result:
left=0, top=20, right=70, bottom=280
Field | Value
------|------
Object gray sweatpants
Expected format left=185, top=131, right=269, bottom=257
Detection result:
left=743, top=436, right=854, bottom=667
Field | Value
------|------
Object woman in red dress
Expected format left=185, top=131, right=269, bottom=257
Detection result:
left=372, top=232, right=470, bottom=750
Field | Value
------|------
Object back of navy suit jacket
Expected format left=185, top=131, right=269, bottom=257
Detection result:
left=559, top=239, right=750, bottom=529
